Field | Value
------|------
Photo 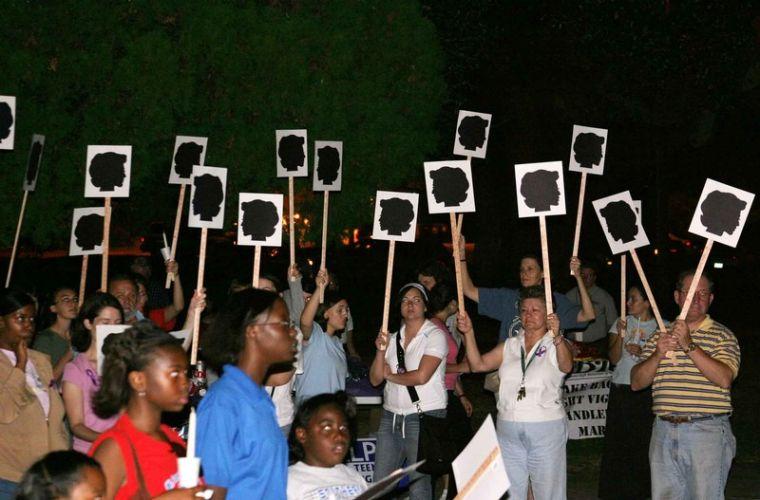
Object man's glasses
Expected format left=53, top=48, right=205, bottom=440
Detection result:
left=679, top=289, right=711, bottom=299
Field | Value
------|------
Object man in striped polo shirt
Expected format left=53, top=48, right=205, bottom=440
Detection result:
left=631, top=270, right=739, bottom=500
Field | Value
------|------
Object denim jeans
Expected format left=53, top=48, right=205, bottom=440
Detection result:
left=496, top=418, right=567, bottom=500
left=649, top=415, right=736, bottom=500
left=0, top=478, right=18, bottom=500
left=374, top=408, right=446, bottom=500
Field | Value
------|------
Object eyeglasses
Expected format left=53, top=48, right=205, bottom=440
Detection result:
left=56, top=296, right=79, bottom=305
left=679, top=289, right=712, bottom=299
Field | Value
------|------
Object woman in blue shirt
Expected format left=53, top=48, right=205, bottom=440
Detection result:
left=196, top=289, right=297, bottom=499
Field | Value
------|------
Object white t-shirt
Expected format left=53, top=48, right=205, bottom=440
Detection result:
left=287, top=461, right=368, bottom=500
left=266, top=375, right=295, bottom=428
left=383, top=320, right=448, bottom=415
left=497, top=331, right=565, bottom=422
left=1, top=348, right=50, bottom=417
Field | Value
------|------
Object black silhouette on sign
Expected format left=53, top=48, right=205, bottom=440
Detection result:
left=192, top=174, right=224, bottom=222
left=26, top=140, right=43, bottom=185
left=316, top=146, right=340, bottom=185
left=457, top=115, right=489, bottom=151
left=75, top=214, right=104, bottom=251
left=89, top=152, right=127, bottom=192
left=174, top=142, right=204, bottom=179
left=429, top=167, right=469, bottom=207
left=0, top=102, right=13, bottom=141
left=520, top=170, right=560, bottom=212
left=379, top=198, right=415, bottom=236
left=278, top=135, right=306, bottom=172
left=700, top=191, right=748, bottom=236
left=241, top=200, right=279, bottom=241
left=572, top=133, right=605, bottom=170
left=600, top=200, right=639, bottom=244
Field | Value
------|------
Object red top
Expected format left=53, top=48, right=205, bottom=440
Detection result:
left=149, top=308, right=177, bottom=332
left=90, top=413, right=186, bottom=499
left=431, top=317, right=459, bottom=390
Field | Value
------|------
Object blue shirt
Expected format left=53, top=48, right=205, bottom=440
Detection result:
left=478, top=287, right=587, bottom=342
left=295, top=322, right=347, bottom=405
left=197, top=365, right=287, bottom=499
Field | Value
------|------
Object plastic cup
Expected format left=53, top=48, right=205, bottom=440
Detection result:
left=177, top=457, right=200, bottom=488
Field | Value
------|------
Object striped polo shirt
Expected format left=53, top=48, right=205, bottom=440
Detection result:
left=640, top=316, right=740, bottom=416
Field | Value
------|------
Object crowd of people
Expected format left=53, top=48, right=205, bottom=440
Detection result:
left=0, top=240, right=741, bottom=499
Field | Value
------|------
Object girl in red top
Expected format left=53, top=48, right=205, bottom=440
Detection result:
left=89, top=321, right=204, bottom=499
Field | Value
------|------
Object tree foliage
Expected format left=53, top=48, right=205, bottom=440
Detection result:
left=0, top=1, right=445, bottom=248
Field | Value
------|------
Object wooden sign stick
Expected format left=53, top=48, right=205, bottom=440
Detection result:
left=450, top=212, right=465, bottom=315
left=79, top=255, right=89, bottom=306
left=620, top=254, right=627, bottom=320
left=319, top=191, right=329, bottom=303
left=677, top=239, right=714, bottom=320
left=570, top=171, right=588, bottom=274
left=190, top=228, right=208, bottom=366
left=453, top=446, right=501, bottom=500
left=100, top=198, right=112, bottom=292
left=538, top=215, right=554, bottom=315
left=4, top=190, right=29, bottom=288
left=288, top=177, right=296, bottom=272
left=252, top=246, right=262, bottom=288
left=628, top=249, right=666, bottom=332
left=380, top=241, right=396, bottom=336
left=165, top=184, right=186, bottom=288
left=456, top=213, right=464, bottom=237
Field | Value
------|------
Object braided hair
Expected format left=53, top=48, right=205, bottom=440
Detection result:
left=93, top=320, right=182, bottom=418
left=16, top=450, right=102, bottom=500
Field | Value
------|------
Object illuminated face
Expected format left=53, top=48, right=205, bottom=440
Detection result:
left=296, top=404, right=350, bottom=468
left=0, top=304, right=36, bottom=348
left=519, top=298, right=547, bottom=331
left=141, top=346, right=190, bottom=413
left=400, top=287, right=426, bottom=322
left=674, top=275, right=713, bottom=322
left=109, top=279, right=137, bottom=314
left=84, top=306, right=123, bottom=334
left=519, top=257, right=543, bottom=288
left=51, top=289, right=79, bottom=320
left=324, top=300, right=349, bottom=331
left=626, top=288, right=650, bottom=317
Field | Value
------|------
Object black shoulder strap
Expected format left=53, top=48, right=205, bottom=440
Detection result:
left=395, top=332, right=421, bottom=404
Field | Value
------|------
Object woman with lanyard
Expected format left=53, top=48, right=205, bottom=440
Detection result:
left=458, top=286, right=572, bottom=500
left=598, top=283, right=659, bottom=500
left=369, top=283, right=448, bottom=500
left=0, top=290, right=68, bottom=500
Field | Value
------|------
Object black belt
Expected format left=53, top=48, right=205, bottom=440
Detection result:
left=658, top=413, right=729, bottom=424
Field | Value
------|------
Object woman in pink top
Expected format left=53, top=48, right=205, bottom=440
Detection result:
left=62, top=293, right=124, bottom=453
left=426, top=282, right=473, bottom=498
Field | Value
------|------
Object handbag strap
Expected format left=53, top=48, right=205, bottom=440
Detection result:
left=118, top=429, right=151, bottom=500
left=395, top=332, right=423, bottom=414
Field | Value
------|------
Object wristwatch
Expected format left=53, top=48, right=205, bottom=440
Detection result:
left=684, top=342, right=698, bottom=353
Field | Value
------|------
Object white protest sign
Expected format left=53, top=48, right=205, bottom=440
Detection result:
left=313, top=141, right=342, bottom=191
left=0, top=95, right=16, bottom=150
left=563, top=371, right=612, bottom=439
left=70, top=207, right=106, bottom=256
left=371, top=191, right=419, bottom=243
left=96, top=324, right=130, bottom=375
left=169, top=136, right=208, bottom=185
left=453, top=110, right=492, bottom=159
left=84, top=145, right=132, bottom=198
left=423, top=160, right=476, bottom=214
left=568, top=125, right=608, bottom=175
left=237, top=193, right=284, bottom=247
left=22, top=134, right=45, bottom=191
left=688, top=178, right=754, bottom=248
left=514, top=161, right=566, bottom=218
left=276, top=129, right=308, bottom=177
left=188, top=166, right=227, bottom=229
left=592, top=191, right=650, bottom=255
left=452, top=415, right=509, bottom=499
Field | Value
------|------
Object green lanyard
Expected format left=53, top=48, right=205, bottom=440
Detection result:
left=517, top=341, right=543, bottom=401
